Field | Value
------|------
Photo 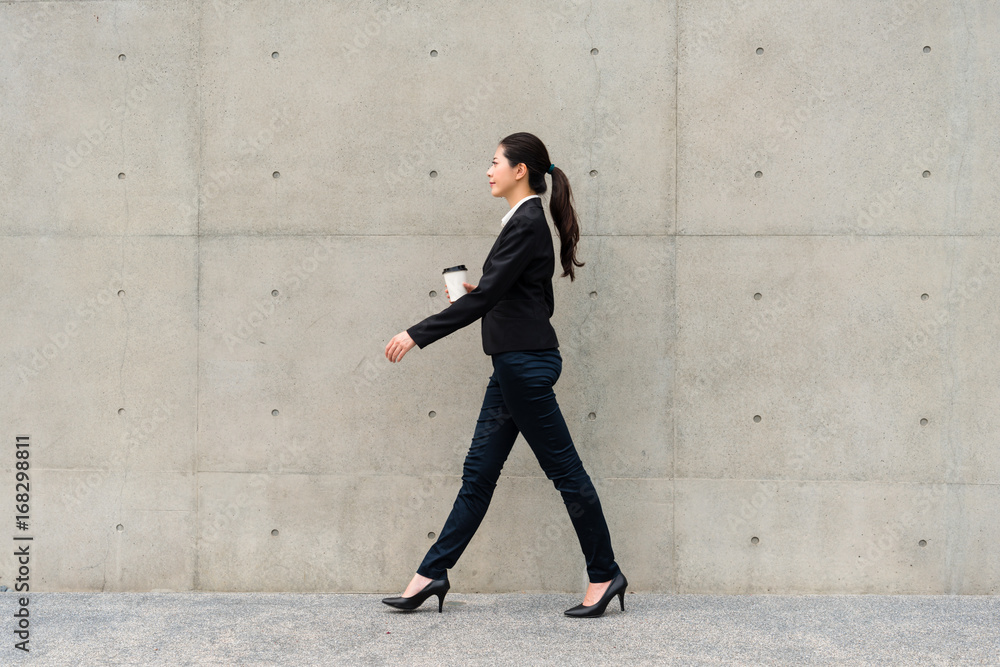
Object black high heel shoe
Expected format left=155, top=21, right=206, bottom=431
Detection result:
left=381, top=578, right=450, bottom=612
left=564, top=572, right=627, bottom=617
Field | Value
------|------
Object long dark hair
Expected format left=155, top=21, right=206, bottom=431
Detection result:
left=498, top=132, right=584, bottom=281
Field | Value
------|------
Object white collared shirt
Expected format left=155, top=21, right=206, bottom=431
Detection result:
left=501, top=194, right=541, bottom=228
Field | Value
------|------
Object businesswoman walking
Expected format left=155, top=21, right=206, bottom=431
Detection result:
left=382, top=132, right=627, bottom=617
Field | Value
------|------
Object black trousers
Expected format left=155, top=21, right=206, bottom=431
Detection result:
left=417, top=347, right=621, bottom=583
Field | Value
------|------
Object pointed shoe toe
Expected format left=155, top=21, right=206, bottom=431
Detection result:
left=381, top=578, right=450, bottom=612
left=564, top=572, right=628, bottom=617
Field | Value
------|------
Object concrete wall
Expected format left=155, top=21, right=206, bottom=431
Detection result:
left=1, top=0, right=997, bottom=594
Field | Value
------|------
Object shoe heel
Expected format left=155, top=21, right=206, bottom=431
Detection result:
left=618, top=590, right=625, bottom=611
left=381, top=577, right=449, bottom=612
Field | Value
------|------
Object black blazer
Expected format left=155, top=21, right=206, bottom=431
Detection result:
left=407, top=197, right=559, bottom=355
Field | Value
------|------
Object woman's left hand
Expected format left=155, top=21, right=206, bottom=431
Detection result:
left=385, top=331, right=416, bottom=363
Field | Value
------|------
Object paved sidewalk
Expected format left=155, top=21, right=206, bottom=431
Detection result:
left=2, top=591, right=997, bottom=665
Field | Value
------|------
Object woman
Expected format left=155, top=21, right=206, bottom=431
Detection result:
left=382, top=132, right=627, bottom=617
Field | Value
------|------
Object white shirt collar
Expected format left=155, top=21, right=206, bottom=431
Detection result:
left=501, top=194, right=541, bottom=228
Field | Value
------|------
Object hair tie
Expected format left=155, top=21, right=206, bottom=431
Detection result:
left=547, top=163, right=555, bottom=174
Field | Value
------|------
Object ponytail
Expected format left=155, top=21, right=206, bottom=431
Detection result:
left=548, top=165, right=584, bottom=281
left=498, top=132, right=585, bottom=281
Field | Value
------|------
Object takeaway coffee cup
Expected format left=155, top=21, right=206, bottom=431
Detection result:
left=442, top=264, right=469, bottom=303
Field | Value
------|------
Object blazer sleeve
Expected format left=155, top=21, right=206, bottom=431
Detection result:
left=406, top=220, right=539, bottom=349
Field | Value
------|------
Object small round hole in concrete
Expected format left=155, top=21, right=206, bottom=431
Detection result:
left=918, top=539, right=927, bottom=546
left=427, top=532, right=436, bottom=539
left=273, top=171, right=280, bottom=179
left=589, top=291, right=598, bottom=298
left=118, top=54, right=126, bottom=61
left=922, top=170, right=931, bottom=178
left=428, top=411, right=436, bottom=418
left=271, top=289, right=279, bottom=297
left=118, top=408, right=125, bottom=415
left=118, top=172, right=126, bottom=179
left=430, top=50, right=438, bottom=57
left=923, top=46, right=931, bottom=53
left=753, top=415, right=762, bottom=423
left=591, top=48, right=599, bottom=55
left=271, top=529, right=279, bottom=536
left=590, top=170, right=598, bottom=177
left=272, top=409, right=279, bottom=416
left=429, top=290, right=437, bottom=298
left=588, top=412, right=597, bottom=420
left=754, top=292, right=762, bottom=300
left=118, top=290, right=125, bottom=297
left=430, top=170, right=438, bottom=178
left=751, top=536, right=759, bottom=545
left=920, top=418, right=928, bottom=426
left=921, top=293, right=929, bottom=300
left=755, top=171, right=763, bottom=178
left=756, top=47, right=763, bottom=55
left=116, top=524, right=124, bottom=532
left=272, top=51, right=279, bottom=59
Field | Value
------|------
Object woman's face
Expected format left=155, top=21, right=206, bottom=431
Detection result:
left=487, top=145, right=525, bottom=199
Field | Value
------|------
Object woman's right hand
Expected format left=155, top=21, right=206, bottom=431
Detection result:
left=446, top=282, right=477, bottom=304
